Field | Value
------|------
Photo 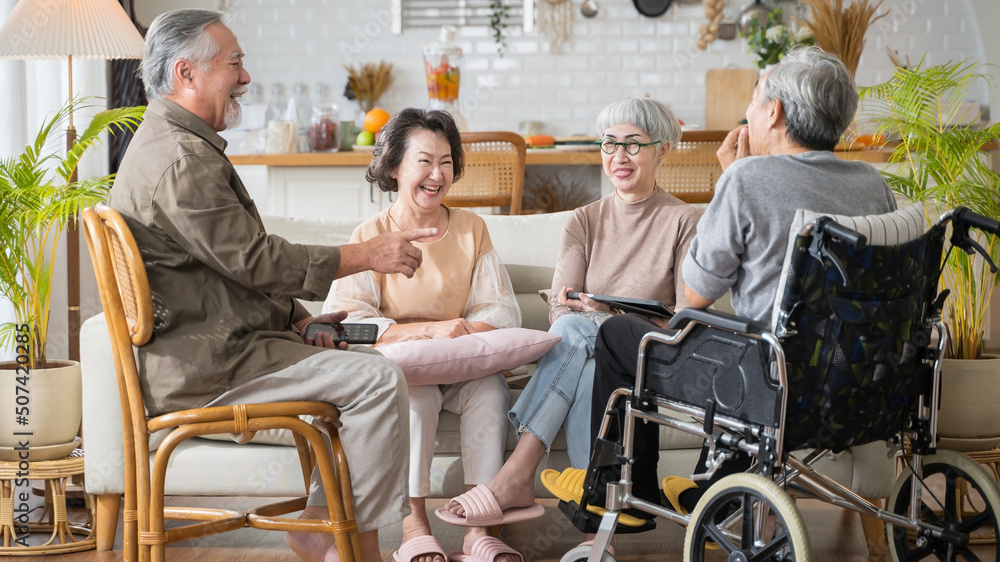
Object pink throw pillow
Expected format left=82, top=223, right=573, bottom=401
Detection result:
left=377, top=328, right=561, bottom=386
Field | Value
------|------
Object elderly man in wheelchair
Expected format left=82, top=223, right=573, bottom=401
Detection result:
left=544, top=45, right=1000, bottom=562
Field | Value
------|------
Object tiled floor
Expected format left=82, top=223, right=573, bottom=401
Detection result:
left=8, top=496, right=996, bottom=561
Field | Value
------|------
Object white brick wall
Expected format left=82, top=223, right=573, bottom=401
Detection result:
left=226, top=0, right=986, bottom=136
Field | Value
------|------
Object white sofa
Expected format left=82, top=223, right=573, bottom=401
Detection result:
left=81, top=210, right=896, bottom=548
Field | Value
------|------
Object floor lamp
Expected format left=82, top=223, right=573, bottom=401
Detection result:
left=0, top=0, right=144, bottom=361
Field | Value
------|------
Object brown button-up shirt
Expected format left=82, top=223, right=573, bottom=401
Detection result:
left=109, top=99, right=341, bottom=416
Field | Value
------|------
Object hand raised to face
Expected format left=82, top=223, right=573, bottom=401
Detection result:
left=717, top=126, right=750, bottom=171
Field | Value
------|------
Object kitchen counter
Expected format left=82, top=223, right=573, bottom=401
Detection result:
left=229, top=148, right=605, bottom=166
left=229, top=146, right=894, bottom=167
left=230, top=140, right=910, bottom=219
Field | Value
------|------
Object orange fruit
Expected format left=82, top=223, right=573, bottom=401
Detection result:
left=852, top=133, right=886, bottom=149
left=364, top=108, right=391, bottom=133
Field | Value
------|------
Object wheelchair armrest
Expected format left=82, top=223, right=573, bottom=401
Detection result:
left=667, top=307, right=761, bottom=334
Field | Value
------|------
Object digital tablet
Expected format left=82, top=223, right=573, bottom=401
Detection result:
left=566, top=292, right=674, bottom=318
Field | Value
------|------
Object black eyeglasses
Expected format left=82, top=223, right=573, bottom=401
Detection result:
left=595, top=138, right=661, bottom=155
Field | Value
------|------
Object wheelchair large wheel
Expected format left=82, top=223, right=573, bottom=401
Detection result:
left=683, top=473, right=811, bottom=562
left=887, top=449, right=1000, bottom=561
left=560, top=544, right=616, bottom=562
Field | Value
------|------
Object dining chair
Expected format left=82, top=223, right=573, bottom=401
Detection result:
left=445, top=131, right=526, bottom=215
left=656, top=130, right=730, bottom=204
left=81, top=204, right=361, bottom=562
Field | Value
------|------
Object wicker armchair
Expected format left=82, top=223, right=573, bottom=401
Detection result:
left=444, top=131, right=526, bottom=214
left=656, top=130, right=729, bottom=204
left=81, top=204, right=360, bottom=562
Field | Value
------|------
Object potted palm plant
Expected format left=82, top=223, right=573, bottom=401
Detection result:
left=0, top=98, right=143, bottom=454
left=859, top=59, right=1000, bottom=451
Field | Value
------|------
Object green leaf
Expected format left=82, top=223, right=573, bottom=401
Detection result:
left=0, top=96, right=145, bottom=368
left=59, top=104, right=146, bottom=182
left=859, top=58, right=1000, bottom=358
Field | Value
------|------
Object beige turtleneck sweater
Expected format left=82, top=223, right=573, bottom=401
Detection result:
left=551, top=189, right=700, bottom=312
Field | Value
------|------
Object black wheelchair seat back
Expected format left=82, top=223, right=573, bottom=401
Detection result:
left=777, top=217, right=945, bottom=451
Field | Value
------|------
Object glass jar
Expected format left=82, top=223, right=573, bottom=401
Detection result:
left=423, top=26, right=462, bottom=109
left=309, top=104, right=340, bottom=152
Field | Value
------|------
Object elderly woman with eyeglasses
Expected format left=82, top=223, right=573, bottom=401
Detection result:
left=439, top=96, right=699, bottom=526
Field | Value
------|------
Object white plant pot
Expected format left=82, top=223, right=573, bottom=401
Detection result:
left=0, top=360, right=83, bottom=449
left=937, top=356, right=1000, bottom=452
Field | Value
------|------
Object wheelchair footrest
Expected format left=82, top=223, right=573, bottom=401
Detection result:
left=556, top=500, right=656, bottom=535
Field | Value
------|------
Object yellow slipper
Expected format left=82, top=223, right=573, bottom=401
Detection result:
left=540, top=468, right=648, bottom=528
left=661, top=476, right=699, bottom=515
left=662, top=476, right=720, bottom=551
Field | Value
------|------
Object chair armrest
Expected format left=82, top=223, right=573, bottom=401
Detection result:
left=148, top=401, right=341, bottom=432
left=667, top=308, right=762, bottom=334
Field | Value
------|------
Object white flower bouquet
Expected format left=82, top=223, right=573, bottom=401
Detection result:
left=742, top=8, right=816, bottom=69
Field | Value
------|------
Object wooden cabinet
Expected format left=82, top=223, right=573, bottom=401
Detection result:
left=266, top=166, right=391, bottom=220
left=234, top=161, right=392, bottom=219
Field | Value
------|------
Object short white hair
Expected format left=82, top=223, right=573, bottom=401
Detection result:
left=761, top=46, right=857, bottom=150
left=140, top=9, right=225, bottom=101
left=595, top=97, right=682, bottom=146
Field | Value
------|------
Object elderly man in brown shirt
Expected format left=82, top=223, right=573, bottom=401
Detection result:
left=109, top=9, right=432, bottom=562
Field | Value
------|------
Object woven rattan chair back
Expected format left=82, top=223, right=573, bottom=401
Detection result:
left=656, top=130, right=729, bottom=204
left=82, top=206, right=147, bottom=560
left=445, top=131, right=526, bottom=214
left=82, top=204, right=361, bottom=562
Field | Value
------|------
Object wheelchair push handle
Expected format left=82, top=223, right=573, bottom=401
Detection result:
left=952, top=207, right=1000, bottom=236
left=817, top=218, right=867, bottom=251
left=943, top=207, right=1000, bottom=273
left=806, top=217, right=867, bottom=287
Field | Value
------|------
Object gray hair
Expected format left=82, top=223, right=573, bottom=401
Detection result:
left=761, top=46, right=857, bottom=151
left=595, top=97, right=682, bottom=147
left=140, top=9, right=225, bottom=101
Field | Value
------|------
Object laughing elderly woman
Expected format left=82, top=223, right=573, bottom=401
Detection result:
left=323, top=108, right=529, bottom=562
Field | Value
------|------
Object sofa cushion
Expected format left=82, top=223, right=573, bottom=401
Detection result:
left=379, top=328, right=561, bottom=385
left=481, top=211, right=572, bottom=332
left=262, top=214, right=363, bottom=247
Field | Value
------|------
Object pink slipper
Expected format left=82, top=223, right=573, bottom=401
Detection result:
left=449, top=535, right=524, bottom=562
left=434, top=484, right=545, bottom=527
left=392, top=534, right=447, bottom=562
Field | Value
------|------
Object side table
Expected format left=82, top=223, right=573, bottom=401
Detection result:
left=0, top=451, right=96, bottom=554
left=963, top=447, right=1000, bottom=545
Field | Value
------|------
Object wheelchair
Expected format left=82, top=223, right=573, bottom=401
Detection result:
left=557, top=205, right=1000, bottom=561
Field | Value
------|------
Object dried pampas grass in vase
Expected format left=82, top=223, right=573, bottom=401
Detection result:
left=798, top=0, right=887, bottom=75
left=344, top=61, right=394, bottom=113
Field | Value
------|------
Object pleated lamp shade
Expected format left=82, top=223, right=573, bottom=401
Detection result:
left=0, top=0, right=144, bottom=60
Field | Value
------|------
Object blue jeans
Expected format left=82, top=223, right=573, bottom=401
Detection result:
left=508, top=314, right=597, bottom=468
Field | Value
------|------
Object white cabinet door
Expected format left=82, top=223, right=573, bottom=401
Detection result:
left=268, top=167, right=391, bottom=219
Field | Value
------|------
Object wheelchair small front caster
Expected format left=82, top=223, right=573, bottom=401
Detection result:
left=683, top=473, right=811, bottom=562
left=560, top=544, right=616, bottom=562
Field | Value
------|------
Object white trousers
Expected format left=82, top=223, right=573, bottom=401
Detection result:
left=407, top=373, right=509, bottom=497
